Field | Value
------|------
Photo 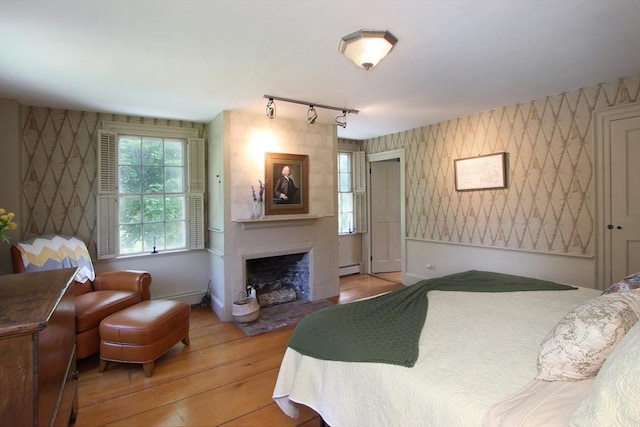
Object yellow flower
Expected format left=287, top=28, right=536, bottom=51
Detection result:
left=0, top=207, right=17, bottom=244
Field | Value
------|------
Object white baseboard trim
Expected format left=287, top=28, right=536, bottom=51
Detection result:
left=153, top=290, right=207, bottom=306
left=339, top=264, right=362, bottom=276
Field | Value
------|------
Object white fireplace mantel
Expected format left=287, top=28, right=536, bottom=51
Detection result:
left=233, top=215, right=322, bottom=230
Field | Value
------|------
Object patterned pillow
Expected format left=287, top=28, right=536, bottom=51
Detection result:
left=602, top=272, right=640, bottom=294
left=536, top=290, right=640, bottom=382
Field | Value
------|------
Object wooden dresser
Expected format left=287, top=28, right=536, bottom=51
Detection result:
left=0, top=268, right=78, bottom=427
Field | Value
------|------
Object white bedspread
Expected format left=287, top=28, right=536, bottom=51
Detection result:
left=273, top=286, right=601, bottom=426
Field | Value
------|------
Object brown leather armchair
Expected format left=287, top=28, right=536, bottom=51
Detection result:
left=11, top=236, right=152, bottom=359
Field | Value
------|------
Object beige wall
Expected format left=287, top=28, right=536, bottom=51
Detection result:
left=0, top=99, right=22, bottom=274
left=364, top=73, right=640, bottom=287
left=337, top=138, right=364, bottom=273
left=207, top=110, right=340, bottom=321
left=17, top=107, right=206, bottom=254
left=0, top=102, right=210, bottom=302
left=3, top=73, right=638, bottom=291
left=226, top=111, right=336, bottom=219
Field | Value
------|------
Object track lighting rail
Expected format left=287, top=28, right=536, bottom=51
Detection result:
left=262, top=95, right=359, bottom=114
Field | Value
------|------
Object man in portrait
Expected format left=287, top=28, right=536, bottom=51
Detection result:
left=273, top=164, right=299, bottom=204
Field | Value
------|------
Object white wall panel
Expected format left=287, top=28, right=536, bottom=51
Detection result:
left=405, top=238, right=596, bottom=288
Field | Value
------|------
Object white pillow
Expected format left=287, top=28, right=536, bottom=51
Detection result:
left=536, top=290, right=640, bottom=381
left=483, top=378, right=595, bottom=427
left=569, top=322, right=640, bottom=426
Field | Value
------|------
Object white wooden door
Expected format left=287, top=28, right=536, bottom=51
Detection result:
left=370, top=159, right=401, bottom=273
left=609, top=113, right=640, bottom=281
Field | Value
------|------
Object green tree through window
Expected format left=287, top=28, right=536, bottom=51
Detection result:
left=118, top=135, right=186, bottom=254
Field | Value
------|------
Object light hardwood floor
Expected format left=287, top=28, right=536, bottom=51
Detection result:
left=75, top=273, right=403, bottom=427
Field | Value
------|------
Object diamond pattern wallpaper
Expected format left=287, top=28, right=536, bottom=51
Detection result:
left=18, top=74, right=639, bottom=260
left=364, top=74, right=640, bottom=257
left=20, top=109, right=206, bottom=258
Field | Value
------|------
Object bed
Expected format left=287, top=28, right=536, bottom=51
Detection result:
left=273, top=270, right=640, bottom=426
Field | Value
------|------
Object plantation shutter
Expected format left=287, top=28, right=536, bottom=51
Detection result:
left=188, top=137, right=205, bottom=193
left=354, top=193, right=366, bottom=233
left=188, top=194, right=205, bottom=249
left=353, top=151, right=366, bottom=193
left=98, top=130, right=117, bottom=193
left=97, top=195, right=118, bottom=258
left=188, top=138, right=205, bottom=249
left=97, top=130, right=118, bottom=259
left=353, top=151, right=367, bottom=233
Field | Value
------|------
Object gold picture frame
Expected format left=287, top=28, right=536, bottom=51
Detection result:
left=265, top=152, right=309, bottom=215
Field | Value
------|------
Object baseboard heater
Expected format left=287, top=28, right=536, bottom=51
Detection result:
left=339, top=263, right=361, bottom=276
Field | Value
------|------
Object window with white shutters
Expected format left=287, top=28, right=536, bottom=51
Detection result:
left=97, top=123, right=204, bottom=259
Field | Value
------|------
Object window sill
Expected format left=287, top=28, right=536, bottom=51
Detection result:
left=108, top=248, right=200, bottom=260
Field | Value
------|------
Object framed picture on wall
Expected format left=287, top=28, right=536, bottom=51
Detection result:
left=454, top=152, right=508, bottom=191
left=265, top=152, right=309, bottom=215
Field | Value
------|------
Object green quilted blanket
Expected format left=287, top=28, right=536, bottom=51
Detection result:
left=288, top=270, right=576, bottom=367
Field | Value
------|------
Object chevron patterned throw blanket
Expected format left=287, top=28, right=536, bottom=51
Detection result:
left=16, top=235, right=95, bottom=283
left=288, top=270, right=576, bottom=367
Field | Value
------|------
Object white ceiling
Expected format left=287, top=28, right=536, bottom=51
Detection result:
left=0, top=0, right=639, bottom=140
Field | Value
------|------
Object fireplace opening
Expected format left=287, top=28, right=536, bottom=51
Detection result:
left=245, top=252, right=310, bottom=308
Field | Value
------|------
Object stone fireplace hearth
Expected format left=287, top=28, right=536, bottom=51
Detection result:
left=246, top=252, right=310, bottom=307
left=209, top=215, right=339, bottom=322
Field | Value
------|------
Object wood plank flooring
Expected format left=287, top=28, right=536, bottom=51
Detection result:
left=75, top=273, right=403, bottom=427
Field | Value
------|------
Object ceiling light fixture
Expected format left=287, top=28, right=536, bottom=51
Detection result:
left=339, top=29, right=398, bottom=70
left=266, top=98, right=276, bottom=119
left=263, top=95, right=358, bottom=128
left=307, top=106, right=318, bottom=124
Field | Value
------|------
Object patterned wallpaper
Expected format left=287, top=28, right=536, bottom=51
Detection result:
left=364, top=74, right=640, bottom=256
left=18, top=74, right=639, bottom=259
left=338, top=138, right=362, bottom=150
left=20, top=108, right=206, bottom=257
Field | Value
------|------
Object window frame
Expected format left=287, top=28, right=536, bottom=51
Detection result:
left=97, top=121, right=204, bottom=259
left=337, top=148, right=366, bottom=235
left=118, top=135, right=187, bottom=255
left=337, top=151, right=355, bottom=235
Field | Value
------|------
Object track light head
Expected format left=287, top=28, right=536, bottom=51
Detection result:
left=266, top=98, right=276, bottom=119
left=335, top=110, right=347, bottom=128
left=307, top=106, right=318, bottom=124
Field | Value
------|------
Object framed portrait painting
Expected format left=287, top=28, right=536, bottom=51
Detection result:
left=265, top=152, right=309, bottom=215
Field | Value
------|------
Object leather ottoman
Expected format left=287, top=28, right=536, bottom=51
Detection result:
left=99, top=300, right=190, bottom=377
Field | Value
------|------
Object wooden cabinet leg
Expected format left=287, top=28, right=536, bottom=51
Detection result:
left=69, top=389, right=78, bottom=424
